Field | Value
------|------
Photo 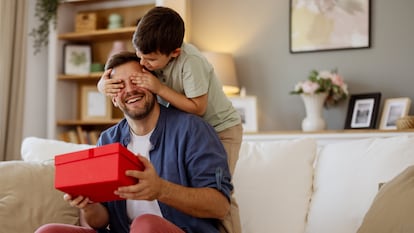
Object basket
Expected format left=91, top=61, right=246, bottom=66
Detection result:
left=396, top=116, right=414, bottom=129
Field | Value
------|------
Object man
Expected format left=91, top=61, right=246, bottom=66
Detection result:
left=35, top=51, right=233, bottom=233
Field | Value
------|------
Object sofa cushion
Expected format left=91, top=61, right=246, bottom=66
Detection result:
left=233, top=138, right=317, bottom=233
left=0, top=161, right=79, bottom=233
left=305, top=136, right=414, bottom=233
left=356, top=165, right=414, bottom=233
left=21, top=137, right=94, bottom=162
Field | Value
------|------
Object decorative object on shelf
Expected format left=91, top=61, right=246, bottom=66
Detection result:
left=228, top=96, right=258, bottom=132
left=291, top=69, right=348, bottom=131
left=75, top=12, right=97, bottom=32
left=301, top=92, right=328, bottom=132
left=90, top=63, right=104, bottom=73
left=396, top=116, right=414, bottom=130
left=63, top=44, right=92, bottom=75
left=29, top=0, right=60, bottom=54
left=344, top=93, right=381, bottom=129
left=379, top=97, right=411, bottom=130
left=202, top=51, right=240, bottom=96
left=108, top=40, right=127, bottom=60
left=80, top=85, right=112, bottom=121
left=290, top=0, right=371, bottom=53
left=108, top=13, right=123, bottom=29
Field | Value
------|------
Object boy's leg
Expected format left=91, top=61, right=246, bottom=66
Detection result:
left=130, top=214, right=185, bottom=233
left=218, top=123, right=243, bottom=233
left=35, top=223, right=95, bottom=233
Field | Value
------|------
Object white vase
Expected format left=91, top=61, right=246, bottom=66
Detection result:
left=301, top=93, right=328, bottom=132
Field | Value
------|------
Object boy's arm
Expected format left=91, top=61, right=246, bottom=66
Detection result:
left=132, top=70, right=208, bottom=116
left=158, top=85, right=208, bottom=116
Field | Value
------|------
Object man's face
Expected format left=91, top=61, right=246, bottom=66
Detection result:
left=136, top=49, right=180, bottom=71
left=110, top=61, right=155, bottom=120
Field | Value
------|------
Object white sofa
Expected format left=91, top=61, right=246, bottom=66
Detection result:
left=1, top=132, right=414, bottom=233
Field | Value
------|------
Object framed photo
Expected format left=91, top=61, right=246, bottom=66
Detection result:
left=379, top=98, right=411, bottom=130
left=344, top=93, right=381, bottom=129
left=64, top=44, right=92, bottom=75
left=228, top=96, right=258, bottom=132
left=290, top=0, right=371, bottom=53
left=80, top=85, right=112, bottom=121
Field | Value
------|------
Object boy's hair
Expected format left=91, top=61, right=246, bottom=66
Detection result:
left=105, top=51, right=141, bottom=70
left=132, top=6, right=185, bottom=55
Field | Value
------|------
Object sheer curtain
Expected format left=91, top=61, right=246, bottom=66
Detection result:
left=0, top=1, right=27, bottom=161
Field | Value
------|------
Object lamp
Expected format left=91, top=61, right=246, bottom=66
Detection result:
left=202, top=51, right=240, bottom=95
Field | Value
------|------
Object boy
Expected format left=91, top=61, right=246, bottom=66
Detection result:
left=97, top=7, right=242, bottom=233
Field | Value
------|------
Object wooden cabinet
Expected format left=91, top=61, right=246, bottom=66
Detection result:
left=47, top=0, right=156, bottom=144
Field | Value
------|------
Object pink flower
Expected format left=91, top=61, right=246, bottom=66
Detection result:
left=301, top=80, right=320, bottom=94
left=317, top=70, right=333, bottom=79
left=331, top=73, right=344, bottom=86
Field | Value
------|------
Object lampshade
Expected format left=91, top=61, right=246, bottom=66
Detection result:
left=202, top=51, right=240, bottom=95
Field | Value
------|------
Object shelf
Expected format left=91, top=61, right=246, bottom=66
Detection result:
left=58, top=72, right=103, bottom=81
left=58, top=26, right=136, bottom=41
left=57, top=119, right=123, bottom=126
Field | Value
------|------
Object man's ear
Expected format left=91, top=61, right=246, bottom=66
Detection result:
left=112, top=97, right=118, bottom=107
left=171, top=48, right=181, bottom=58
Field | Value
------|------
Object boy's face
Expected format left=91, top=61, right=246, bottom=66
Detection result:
left=136, top=49, right=180, bottom=71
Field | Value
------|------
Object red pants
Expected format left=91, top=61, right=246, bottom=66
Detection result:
left=35, top=214, right=185, bottom=233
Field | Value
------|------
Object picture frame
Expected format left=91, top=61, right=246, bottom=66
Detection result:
left=290, top=0, right=371, bottom=53
left=80, top=85, right=112, bottom=121
left=228, top=96, right=258, bottom=132
left=64, top=44, right=92, bottom=75
left=379, top=98, right=411, bottom=130
left=344, top=93, right=381, bottom=129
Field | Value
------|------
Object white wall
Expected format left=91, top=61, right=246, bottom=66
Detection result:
left=23, top=0, right=48, bottom=139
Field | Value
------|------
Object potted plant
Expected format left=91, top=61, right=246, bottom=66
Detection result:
left=29, top=0, right=60, bottom=54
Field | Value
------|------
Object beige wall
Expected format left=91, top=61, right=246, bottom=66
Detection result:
left=190, top=0, right=414, bottom=131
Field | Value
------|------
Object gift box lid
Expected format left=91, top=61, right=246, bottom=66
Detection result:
left=55, top=143, right=143, bottom=171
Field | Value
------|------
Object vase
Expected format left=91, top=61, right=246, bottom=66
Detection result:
left=301, top=93, right=328, bottom=132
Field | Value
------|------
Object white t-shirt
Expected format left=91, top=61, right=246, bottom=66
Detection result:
left=126, top=129, right=163, bottom=220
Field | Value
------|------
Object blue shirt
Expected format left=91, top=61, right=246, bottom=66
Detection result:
left=96, top=105, right=233, bottom=233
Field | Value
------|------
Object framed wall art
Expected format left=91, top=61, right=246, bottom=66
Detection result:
left=290, top=0, right=371, bottom=53
left=64, top=44, right=92, bottom=75
left=344, top=93, right=381, bottom=129
left=80, top=85, right=112, bottom=121
left=228, top=96, right=258, bottom=132
left=379, top=97, right=411, bottom=130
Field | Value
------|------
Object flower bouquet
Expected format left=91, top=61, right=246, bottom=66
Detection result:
left=290, top=69, right=348, bottom=107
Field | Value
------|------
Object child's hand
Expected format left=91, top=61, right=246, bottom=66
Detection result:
left=98, top=69, right=124, bottom=97
left=131, top=69, right=162, bottom=94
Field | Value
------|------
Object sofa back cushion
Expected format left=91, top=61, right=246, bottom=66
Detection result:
left=233, top=138, right=317, bottom=233
left=21, top=137, right=94, bottom=162
left=305, top=136, right=414, bottom=233
left=0, top=161, right=79, bottom=233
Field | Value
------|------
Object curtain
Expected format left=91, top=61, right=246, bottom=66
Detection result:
left=0, top=1, right=27, bottom=161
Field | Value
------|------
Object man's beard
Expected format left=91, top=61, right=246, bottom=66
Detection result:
left=122, top=92, right=156, bottom=120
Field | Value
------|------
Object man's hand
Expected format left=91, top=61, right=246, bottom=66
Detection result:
left=115, top=155, right=164, bottom=201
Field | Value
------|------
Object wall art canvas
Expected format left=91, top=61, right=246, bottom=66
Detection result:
left=290, top=0, right=371, bottom=53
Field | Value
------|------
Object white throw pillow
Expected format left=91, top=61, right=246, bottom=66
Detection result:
left=21, top=137, right=94, bottom=162
left=233, top=138, right=317, bottom=233
left=305, top=136, right=414, bottom=233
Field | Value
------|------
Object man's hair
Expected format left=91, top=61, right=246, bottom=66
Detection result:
left=132, top=6, right=185, bottom=55
left=105, top=51, right=140, bottom=70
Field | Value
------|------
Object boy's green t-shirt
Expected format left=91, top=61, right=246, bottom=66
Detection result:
left=154, top=43, right=241, bottom=132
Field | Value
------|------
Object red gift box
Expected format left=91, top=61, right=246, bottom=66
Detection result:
left=54, top=143, right=144, bottom=202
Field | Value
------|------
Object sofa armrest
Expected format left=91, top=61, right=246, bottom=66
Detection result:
left=0, top=161, right=80, bottom=232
